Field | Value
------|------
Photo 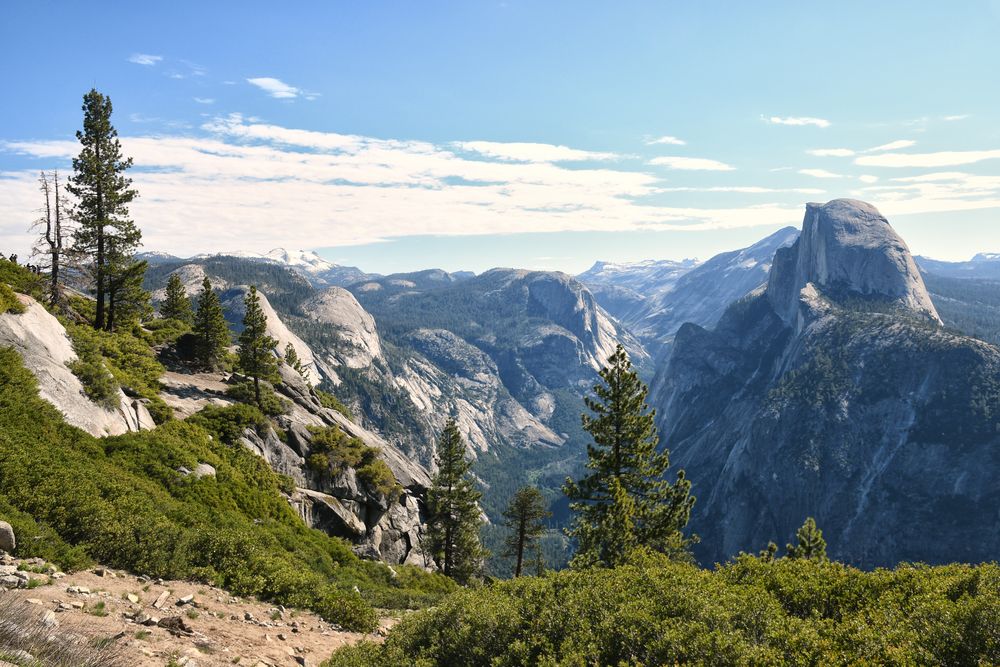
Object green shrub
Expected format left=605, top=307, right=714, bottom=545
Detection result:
left=64, top=321, right=171, bottom=422
left=0, top=282, right=25, bottom=314
left=326, top=551, right=1000, bottom=666
left=308, top=426, right=401, bottom=499
left=144, top=317, right=191, bottom=346
left=225, top=380, right=290, bottom=416
left=0, top=261, right=45, bottom=301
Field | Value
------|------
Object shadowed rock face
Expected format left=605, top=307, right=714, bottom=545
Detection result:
left=768, top=199, right=941, bottom=326
left=656, top=200, right=1000, bottom=568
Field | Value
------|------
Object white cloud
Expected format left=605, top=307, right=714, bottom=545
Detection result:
left=5, top=118, right=999, bottom=260
left=128, top=53, right=162, bottom=66
left=855, top=149, right=1000, bottom=168
left=648, top=156, right=735, bottom=171
left=646, top=135, right=686, bottom=146
left=807, top=148, right=855, bottom=157
left=858, top=175, right=879, bottom=184
left=798, top=168, right=843, bottom=179
left=660, top=186, right=825, bottom=194
left=247, top=77, right=302, bottom=99
left=193, top=97, right=215, bottom=105
left=456, top=141, right=619, bottom=163
left=866, top=139, right=916, bottom=152
left=764, top=116, right=831, bottom=128
left=943, top=114, right=970, bottom=121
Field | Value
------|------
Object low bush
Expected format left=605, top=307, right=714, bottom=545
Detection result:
left=308, top=426, right=401, bottom=499
left=225, top=380, right=290, bottom=416
left=0, top=282, right=25, bottom=314
left=326, top=550, right=1000, bottom=666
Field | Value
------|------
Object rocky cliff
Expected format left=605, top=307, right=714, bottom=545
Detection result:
left=657, top=199, right=1000, bottom=567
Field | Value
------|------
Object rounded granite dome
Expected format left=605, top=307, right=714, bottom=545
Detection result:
left=767, top=199, right=941, bottom=325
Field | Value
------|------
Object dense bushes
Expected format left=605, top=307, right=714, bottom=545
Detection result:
left=307, top=426, right=401, bottom=499
left=0, top=282, right=25, bottom=314
left=0, top=347, right=451, bottom=631
left=327, top=550, right=1000, bottom=666
left=64, top=320, right=172, bottom=422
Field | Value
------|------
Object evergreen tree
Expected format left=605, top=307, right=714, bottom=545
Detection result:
left=193, top=277, right=230, bottom=369
left=759, top=541, right=779, bottom=563
left=237, top=286, right=279, bottom=408
left=426, top=419, right=487, bottom=583
left=67, top=89, right=140, bottom=331
left=107, top=258, right=151, bottom=327
left=284, top=342, right=309, bottom=380
left=563, top=344, right=695, bottom=567
left=161, top=273, right=194, bottom=325
left=502, top=486, right=551, bottom=577
left=786, top=517, right=827, bottom=562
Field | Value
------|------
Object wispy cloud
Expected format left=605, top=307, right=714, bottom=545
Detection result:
left=859, top=175, right=879, bottom=184
left=4, top=117, right=998, bottom=259
left=807, top=148, right=855, bottom=157
left=648, top=156, right=735, bottom=171
left=661, top=186, right=825, bottom=194
left=943, top=114, right=970, bottom=122
left=855, top=149, right=1000, bottom=168
left=193, top=97, right=215, bottom=105
left=128, top=53, right=162, bottom=66
left=456, top=141, right=619, bottom=163
left=646, top=135, right=686, bottom=146
left=247, top=77, right=303, bottom=99
left=798, top=168, right=843, bottom=179
left=764, top=116, right=831, bottom=128
left=866, top=139, right=916, bottom=152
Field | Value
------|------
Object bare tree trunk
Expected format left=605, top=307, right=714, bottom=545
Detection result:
left=51, top=172, right=63, bottom=308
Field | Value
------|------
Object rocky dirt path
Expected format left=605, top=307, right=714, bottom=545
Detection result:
left=1, top=555, right=390, bottom=667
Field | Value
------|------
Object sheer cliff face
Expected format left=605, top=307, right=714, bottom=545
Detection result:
left=657, top=200, right=1000, bottom=567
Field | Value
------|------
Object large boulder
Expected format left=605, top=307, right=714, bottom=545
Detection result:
left=0, top=295, right=155, bottom=436
left=0, top=521, right=14, bottom=553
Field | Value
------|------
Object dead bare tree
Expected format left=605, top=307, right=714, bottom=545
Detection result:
left=31, top=170, right=73, bottom=309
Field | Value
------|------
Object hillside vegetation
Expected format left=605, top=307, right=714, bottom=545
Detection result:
left=327, top=551, right=1000, bottom=666
left=0, top=344, right=453, bottom=632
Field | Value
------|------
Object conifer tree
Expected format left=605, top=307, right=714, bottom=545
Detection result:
left=284, top=342, right=308, bottom=380
left=786, top=517, right=827, bottom=562
left=107, top=258, right=150, bottom=327
left=563, top=344, right=695, bottom=567
left=502, top=486, right=551, bottom=577
left=67, top=89, right=140, bottom=330
left=161, top=274, right=194, bottom=325
left=193, top=277, right=230, bottom=369
left=237, top=286, right=279, bottom=408
left=426, top=419, right=488, bottom=583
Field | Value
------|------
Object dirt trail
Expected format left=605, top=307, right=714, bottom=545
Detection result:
left=2, top=559, right=390, bottom=667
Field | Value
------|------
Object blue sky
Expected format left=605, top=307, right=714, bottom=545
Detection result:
left=2, top=1, right=999, bottom=274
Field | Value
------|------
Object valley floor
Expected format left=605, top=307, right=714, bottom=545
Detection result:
left=0, top=555, right=394, bottom=667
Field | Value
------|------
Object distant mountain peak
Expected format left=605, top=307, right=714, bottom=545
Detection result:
left=768, top=199, right=941, bottom=324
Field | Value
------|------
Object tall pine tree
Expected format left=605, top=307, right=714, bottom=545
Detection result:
left=426, top=419, right=487, bottom=583
left=502, top=486, right=550, bottom=577
left=193, top=277, right=230, bottom=369
left=67, top=89, right=140, bottom=331
left=563, top=344, right=695, bottom=567
left=161, top=273, right=194, bottom=325
left=237, top=286, right=279, bottom=408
